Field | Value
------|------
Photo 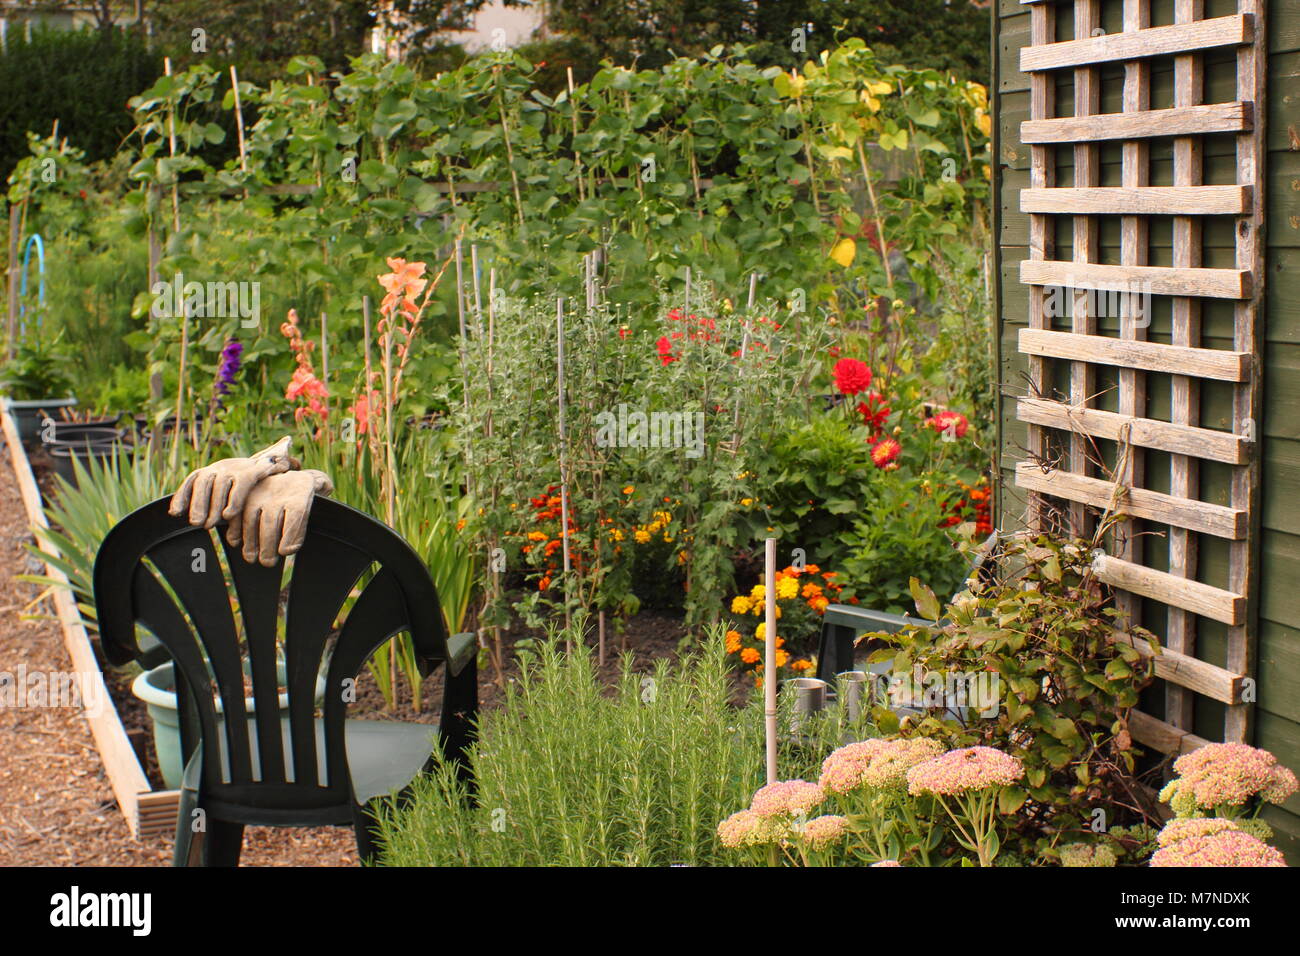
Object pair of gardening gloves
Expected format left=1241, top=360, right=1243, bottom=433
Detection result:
left=167, top=436, right=333, bottom=567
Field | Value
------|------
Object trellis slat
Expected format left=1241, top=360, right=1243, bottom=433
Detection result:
left=1128, top=710, right=1213, bottom=755
left=1017, top=328, right=1250, bottom=381
left=1015, top=397, right=1247, bottom=464
left=1020, top=185, right=1249, bottom=215
left=1093, top=554, right=1245, bottom=626
left=1020, top=102, right=1252, bottom=143
left=1013, top=462, right=1247, bottom=539
left=1020, top=14, right=1253, bottom=71
left=1109, top=631, right=1246, bottom=704
left=1019, top=260, right=1250, bottom=299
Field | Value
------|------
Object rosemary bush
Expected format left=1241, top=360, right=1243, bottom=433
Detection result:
left=374, top=626, right=776, bottom=866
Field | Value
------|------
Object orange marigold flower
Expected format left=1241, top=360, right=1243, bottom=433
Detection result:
left=740, top=647, right=761, bottom=665
left=725, top=630, right=743, bottom=653
left=801, top=582, right=823, bottom=599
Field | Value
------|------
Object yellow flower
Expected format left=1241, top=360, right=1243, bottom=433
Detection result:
left=634, top=529, right=651, bottom=544
left=731, top=595, right=751, bottom=614
left=527, top=531, right=547, bottom=542
left=776, top=577, right=799, bottom=601
left=749, top=584, right=766, bottom=602
left=740, top=497, right=753, bottom=507
left=755, top=622, right=767, bottom=641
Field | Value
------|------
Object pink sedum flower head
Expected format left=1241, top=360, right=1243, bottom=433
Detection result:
left=819, top=737, right=944, bottom=794
left=717, top=809, right=789, bottom=849
left=1166, top=743, right=1299, bottom=809
left=870, top=860, right=901, bottom=867
left=800, top=815, right=849, bottom=850
left=749, top=779, right=825, bottom=819
left=1150, top=828, right=1286, bottom=868
left=1156, top=817, right=1242, bottom=848
left=906, top=746, right=1025, bottom=797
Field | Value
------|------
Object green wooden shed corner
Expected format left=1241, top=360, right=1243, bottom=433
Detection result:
left=992, top=0, right=1300, bottom=860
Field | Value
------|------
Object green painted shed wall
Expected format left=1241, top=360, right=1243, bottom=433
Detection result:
left=992, top=0, right=1300, bottom=860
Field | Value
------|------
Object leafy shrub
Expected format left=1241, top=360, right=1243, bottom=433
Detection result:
left=1, top=333, right=76, bottom=400
left=0, top=26, right=161, bottom=181
left=865, top=535, right=1162, bottom=859
left=373, top=629, right=768, bottom=866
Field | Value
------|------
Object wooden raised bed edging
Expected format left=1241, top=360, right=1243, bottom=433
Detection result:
left=0, top=403, right=179, bottom=839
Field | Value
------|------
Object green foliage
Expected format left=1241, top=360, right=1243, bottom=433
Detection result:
left=866, top=535, right=1162, bottom=859
left=547, top=1, right=992, bottom=80
left=23, top=447, right=193, bottom=628
left=1, top=332, right=75, bottom=400
left=372, top=627, right=768, bottom=866
left=746, top=395, right=988, bottom=614
left=0, top=25, right=162, bottom=182
left=458, top=288, right=825, bottom=634
left=837, top=475, right=972, bottom=613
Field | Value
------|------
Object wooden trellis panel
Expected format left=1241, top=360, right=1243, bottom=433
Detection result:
left=1013, top=0, right=1266, bottom=753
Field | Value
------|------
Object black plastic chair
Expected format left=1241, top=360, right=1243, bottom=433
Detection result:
left=93, top=496, right=478, bottom=866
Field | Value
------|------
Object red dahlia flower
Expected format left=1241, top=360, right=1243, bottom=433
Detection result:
left=833, top=358, right=872, bottom=396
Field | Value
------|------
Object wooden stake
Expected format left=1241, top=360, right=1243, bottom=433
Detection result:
left=163, top=57, right=180, bottom=234
left=556, top=297, right=573, bottom=644
left=230, top=65, right=247, bottom=174
left=5, top=205, right=19, bottom=358
left=764, top=537, right=778, bottom=785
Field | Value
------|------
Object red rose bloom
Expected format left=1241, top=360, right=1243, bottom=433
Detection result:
left=833, top=358, right=872, bottom=396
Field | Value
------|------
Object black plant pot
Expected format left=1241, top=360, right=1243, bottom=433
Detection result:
left=49, top=440, right=127, bottom=487
left=41, top=423, right=124, bottom=447
left=3, top=396, right=79, bottom=445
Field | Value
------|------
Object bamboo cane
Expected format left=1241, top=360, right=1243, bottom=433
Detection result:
left=556, top=297, right=573, bottom=645
left=765, top=537, right=778, bottom=785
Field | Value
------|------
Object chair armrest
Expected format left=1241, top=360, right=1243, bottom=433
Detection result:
left=446, top=631, right=477, bottom=677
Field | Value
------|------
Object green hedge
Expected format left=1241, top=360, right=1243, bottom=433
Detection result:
left=0, top=25, right=162, bottom=181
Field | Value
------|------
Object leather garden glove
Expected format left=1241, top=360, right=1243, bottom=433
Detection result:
left=169, top=436, right=296, bottom=529
left=226, top=468, right=334, bottom=567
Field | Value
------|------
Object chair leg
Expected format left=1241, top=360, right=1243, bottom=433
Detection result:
left=351, top=802, right=381, bottom=865
left=201, top=820, right=246, bottom=867
left=172, top=783, right=201, bottom=867
left=440, top=654, right=478, bottom=793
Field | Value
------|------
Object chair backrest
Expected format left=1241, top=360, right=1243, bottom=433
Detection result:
left=94, top=496, right=448, bottom=812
